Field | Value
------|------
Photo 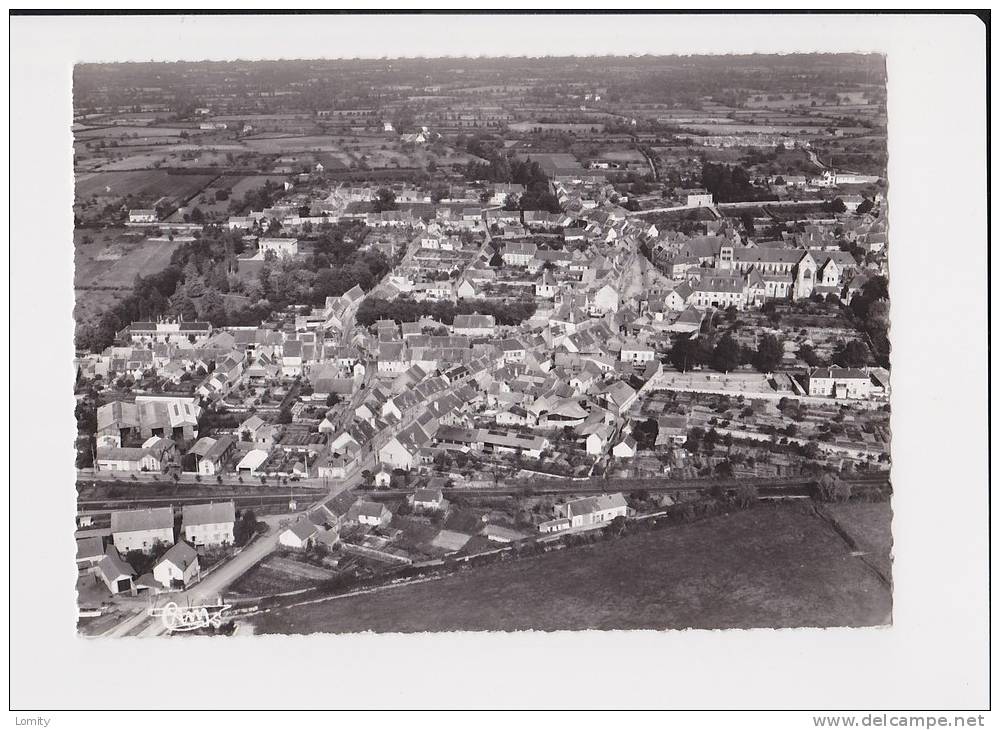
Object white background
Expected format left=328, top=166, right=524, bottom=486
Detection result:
left=6, top=10, right=991, bottom=719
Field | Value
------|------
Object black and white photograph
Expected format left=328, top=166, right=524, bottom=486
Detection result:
left=8, top=9, right=990, bottom=719
left=70, top=51, right=895, bottom=637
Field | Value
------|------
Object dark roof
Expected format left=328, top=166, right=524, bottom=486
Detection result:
left=285, top=516, right=318, bottom=541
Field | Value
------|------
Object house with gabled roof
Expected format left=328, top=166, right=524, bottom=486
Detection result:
left=378, top=421, right=432, bottom=471
left=664, top=281, right=694, bottom=312
left=806, top=367, right=873, bottom=400
left=182, top=502, right=236, bottom=547
left=153, top=541, right=201, bottom=590
left=590, top=283, right=620, bottom=314
left=502, top=241, right=538, bottom=266
left=341, top=284, right=365, bottom=307
left=348, top=500, right=392, bottom=527
left=97, top=546, right=136, bottom=596
left=585, top=422, right=614, bottom=456
left=612, top=434, right=638, bottom=459
left=111, top=507, right=175, bottom=554
left=666, top=306, right=704, bottom=334
left=95, top=446, right=152, bottom=473
left=377, top=341, right=410, bottom=376
left=452, top=313, right=496, bottom=337
left=601, top=380, right=639, bottom=415
left=411, top=487, right=447, bottom=512
left=279, top=516, right=319, bottom=550
left=557, top=493, right=629, bottom=528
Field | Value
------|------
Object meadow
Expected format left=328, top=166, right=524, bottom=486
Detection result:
left=251, top=501, right=892, bottom=634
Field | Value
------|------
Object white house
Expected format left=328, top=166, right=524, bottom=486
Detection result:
left=612, top=435, right=638, bottom=459
left=411, top=488, right=446, bottom=511
left=620, top=341, right=655, bottom=364
left=456, top=279, right=480, bottom=299
left=481, top=524, right=526, bottom=543
left=182, top=501, right=236, bottom=548
left=452, top=313, right=496, bottom=337
left=259, top=237, right=299, bottom=258
left=502, top=241, right=538, bottom=267
left=664, top=283, right=694, bottom=312
left=95, top=446, right=149, bottom=473
left=353, top=501, right=392, bottom=527
left=152, top=541, right=201, bottom=590
left=128, top=209, right=158, bottom=224
left=686, top=191, right=714, bottom=208
left=111, top=507, right=175, bottom=554
left=585, top=424, right=613, bottom=456
left=189, top=435, right=236, bottom=476
left=535, top=270, right=558, bottom=299
left=591, top=283, right=620, bottom=314
left=279, top=517, right=318, bottom=549
left=602, top=380, right=639, bottom=415
left=374, top=466, right=393, bottom=488
left=806, top=367, right=873, bottom=399
left=558, top=493, right=629, bottom=528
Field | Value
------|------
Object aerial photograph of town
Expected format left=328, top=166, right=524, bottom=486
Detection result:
left=71, top=53, right=893, bottom=637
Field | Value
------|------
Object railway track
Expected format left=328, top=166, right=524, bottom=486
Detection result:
left=364, top=474, right=891, bottom=500
left=78, top=474, right=890, bottom=511
left=77, top=493, right=302, bottom=514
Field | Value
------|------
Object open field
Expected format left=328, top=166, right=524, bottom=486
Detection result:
left=825, top=501, right=893, bottom=578
left=74, top=288, right=128, bottom=328
left=75, top=238, right=181, bottom=290
left=229, top=174, right=286, bottom=199
left=596, top=149, right=646, bottom=162
left=243, top=135, right=343, bottom=153
left=267, top=557, right=335, bottom=581
left=74, top=169, right=216, bottom=202
left=251, top=502, right=892, bottom=634
left=167, top=173, right=281, bottom=221
left=92, top=152, right=174, bottom=171
left=74, top=125, right=202, bottom=140
left=75, top=235, right=182, bottom=327
left=229, top=554, right=332, bottom=597
left=680, top=123, right=818, bottom=134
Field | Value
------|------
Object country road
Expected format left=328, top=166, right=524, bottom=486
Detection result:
left=136, top=517, right=285, bottom=637
left=806, top=149, right=827, bottom=170
left=110, top=473, right=361, bottom=638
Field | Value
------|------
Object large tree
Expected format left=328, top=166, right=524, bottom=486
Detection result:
left=710, top=334, right=741, bottom=373
left=753, top=333, right=785, bottom=373
left=834, top=339, right=871, bottom=368
left=668, top=335, right=708, bottom=372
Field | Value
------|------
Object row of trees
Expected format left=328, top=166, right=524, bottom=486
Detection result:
left=846, top=275, right=890, bottom=369
left=700, top=162, right=778, bottom=204
left=356, top=296, right=537, bottom=328
left=228, top=179, right=284, bottom=215
left=463, top=147, right=562, bottom=213
left=668, top=332, right=785, bottom=374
